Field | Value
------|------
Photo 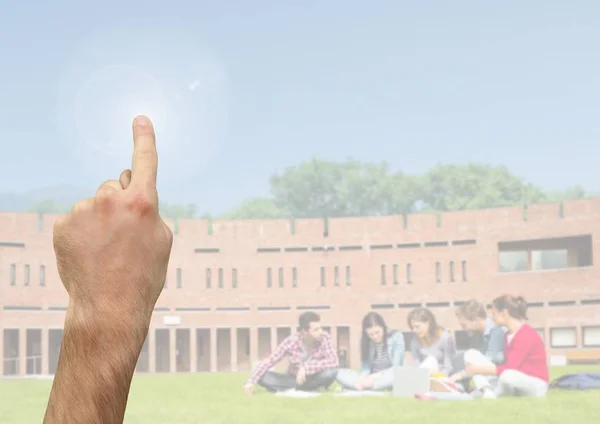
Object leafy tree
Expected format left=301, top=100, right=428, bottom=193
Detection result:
left=30, top=199, right=71, bottom=214
left=219, top=197, right=287, bottom=219
left=159, top=202, right=198, bottom=219
left=269, top=158, right=420, bottom=218
left=418, top=163, right=548, bottom=211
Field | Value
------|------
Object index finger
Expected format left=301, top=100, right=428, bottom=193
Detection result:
left=130, top=115, right=158, bottom=190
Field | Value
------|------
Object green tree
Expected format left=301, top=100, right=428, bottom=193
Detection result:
left=219, top=197, right=287, bottom=219
left=30, top=199, right=71, bottom=214
left=419, top=163, right=548, bottom=211
left=159, top=203, right=198, bottom=219
left=269, top=158, right=420, bottom=218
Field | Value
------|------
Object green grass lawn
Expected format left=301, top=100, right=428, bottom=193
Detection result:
left=1, top=366, right=599, bottom=424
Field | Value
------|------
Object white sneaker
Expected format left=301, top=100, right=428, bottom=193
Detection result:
left=482, top=388, right=497, bottom=399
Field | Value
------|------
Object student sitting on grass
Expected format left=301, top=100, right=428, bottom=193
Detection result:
left=243, top=311, right=339, bottom=394
left=336, top=312, right=405, bottom=391
left=449, top=299, right=506, bottom=392
left=464, top=295, right=549, bottom=398
left=408, top=307, right=456, bottom=375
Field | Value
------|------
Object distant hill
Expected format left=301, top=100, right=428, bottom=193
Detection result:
left=0, top=185, right=93, bottom=213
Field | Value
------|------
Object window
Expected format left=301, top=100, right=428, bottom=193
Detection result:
left=232, top=268, right=238, bottom=288
left=278, top=267, right=284, bottom=288
left=292, top=267, right=297, bottom=288
left=435, top=262, right=441, bottom=283
left=393, top=264, right=398, bottom=285
left=176, top=268, right=182, bottom=288
left=583, top=326, right=600, bottom=347
left=498, top=251, right=528, bottom=272
left=345, top=266, right=351, bottom=286
left=498, top=235, right=593, bottom=273
left=218, top=268, right=223, bottom=288
left=334, top=266, right=339, bottom=286
left=532, top=250, right=568, bottom=271
left=267, top=268, right=272, bottom=288
left=535, top=328, right=545, bottom=343
left=24, top=264, right=30, bottom=286
left=461, top=260, right=467, bottom=282
left=449, top=261, right=454, bottom=282
left=320, top=266, right=326, bottom=287
left=206, top=268, right=212, bottom=289
left=39, top=265, right=45, bottom=286
left=550, top=327, right=577, bottom=348
left=380, top=265, right=386, bottom=285
left=10, top=264, right=16, bottom=285
left=406, top=263, right=412, bottom=284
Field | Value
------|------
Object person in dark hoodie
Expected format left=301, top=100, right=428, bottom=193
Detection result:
left=449, top=299, right=506, bottom=392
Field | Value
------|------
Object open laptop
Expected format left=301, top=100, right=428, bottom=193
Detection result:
left=392, top=366, right=431, bottom=398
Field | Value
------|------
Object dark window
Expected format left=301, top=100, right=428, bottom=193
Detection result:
left=206, top=268, right=212, bottom=288
left=176, top=268, right=182, bottom=288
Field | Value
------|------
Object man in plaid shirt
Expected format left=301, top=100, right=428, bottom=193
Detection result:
left=244, top=312, right=339, bottom=394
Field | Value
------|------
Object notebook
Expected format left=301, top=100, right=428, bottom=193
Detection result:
left=392, top=366, right=431, bottom=398
left=334, top=390, right=387, bottom=397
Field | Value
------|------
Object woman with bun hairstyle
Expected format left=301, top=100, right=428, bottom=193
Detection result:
left=464, top=295, right=549, bottom=398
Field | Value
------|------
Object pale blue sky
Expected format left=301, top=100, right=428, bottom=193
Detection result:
left=1, top=0, right=599, bottom=214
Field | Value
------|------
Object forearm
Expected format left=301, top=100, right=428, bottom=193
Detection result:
left=44, top=303, right=149, bottom=424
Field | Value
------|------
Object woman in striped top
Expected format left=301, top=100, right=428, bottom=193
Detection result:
left=336, top=312, right=405, bottom=391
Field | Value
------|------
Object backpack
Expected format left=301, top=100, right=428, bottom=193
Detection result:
left=549, top=373, right=600, bottom=390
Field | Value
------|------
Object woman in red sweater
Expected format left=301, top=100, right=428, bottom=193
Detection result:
left=464, top=294, right=549, bottom=398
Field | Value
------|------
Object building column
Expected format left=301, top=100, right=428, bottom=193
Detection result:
left=249, top=327, right=258, bottom=370
left=169, top=328, right=177, bottom=373
left=210, top=328, right=218, bottom=372
left=0, top=325, right=4, bottom=376
left=330, top=326, right=338, bottom=349
left=148, top=328, right=156, bottom=373
left=19, top=328, right=27, bottom=376
left=270, top=327, right=277, bottom=353
left=230, top=328, right=238, bottom=372
left=190, top=328, right=197, bottom=373
left=41, top=328, right=49, bottom=375
left=349, top=326, right=361, bottom=369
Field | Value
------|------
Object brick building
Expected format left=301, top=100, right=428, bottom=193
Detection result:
left=1, top=198, right=600, bottom=377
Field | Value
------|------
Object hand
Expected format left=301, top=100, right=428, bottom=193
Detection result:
left=360, top=373, right=379, bottom=389
left=465, top=364, right=477, bottom=376
left=44, top=116, right=173, bottom=424
left=449, top=372, right=465, bottom=382
left=53, top=115, right=172, bottom=323
left=296, top=366, right=307, bottom=386
left=244, top=383, right=255, bottom=395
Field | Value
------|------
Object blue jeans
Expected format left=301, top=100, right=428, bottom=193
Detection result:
left=336, top=367, right=395, bottom=391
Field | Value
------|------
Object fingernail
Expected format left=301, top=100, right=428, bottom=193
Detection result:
left=134, top=115, right=151, bottom=127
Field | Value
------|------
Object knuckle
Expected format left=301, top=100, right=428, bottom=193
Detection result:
left=127, top=192, right=157, bottom=217
left=71, top=199, right=91, bottom=214
left=95, top=191, right=117, bottom=211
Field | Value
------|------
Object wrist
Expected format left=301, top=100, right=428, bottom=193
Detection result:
left=64, top=300, right=149, bottom=366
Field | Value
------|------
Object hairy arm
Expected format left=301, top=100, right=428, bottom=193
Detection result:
left=43, top=303, right=149, bottom=424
